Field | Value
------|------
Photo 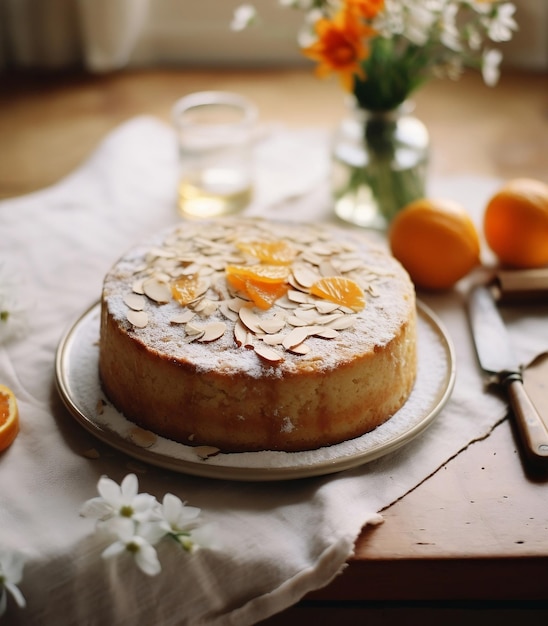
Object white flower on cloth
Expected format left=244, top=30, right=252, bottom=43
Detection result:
left=81, top=474, right=216, bottom=576
left=153, top=493, right=220, bottom=552
left=101, top=517, right=165, bottom=577
left=80, top=473, right=157, bottom=524
left=0, top=549, right=26, bottom=617
left=0, top=262, right=28, bottom=345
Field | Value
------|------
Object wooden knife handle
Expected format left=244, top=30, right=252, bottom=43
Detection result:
left=493, top=269, right=548, bottom=304
left=506, top=377, right=548, bottom=464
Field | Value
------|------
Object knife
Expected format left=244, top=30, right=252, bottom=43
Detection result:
left=468, top=284, right=548, bottom=465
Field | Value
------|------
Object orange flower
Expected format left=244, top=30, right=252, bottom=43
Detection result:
left=344, top=0, right=385, bottom=20
left=302, top=9, right=376, bottom=92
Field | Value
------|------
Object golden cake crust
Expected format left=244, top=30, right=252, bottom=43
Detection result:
left=99, top=217, right=417, bottom=452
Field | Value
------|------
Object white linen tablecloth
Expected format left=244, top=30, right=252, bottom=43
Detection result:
left=2, top=116, right=547, bottom=625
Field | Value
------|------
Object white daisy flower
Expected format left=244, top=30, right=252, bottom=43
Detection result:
left=0, top=262, right=28, bottom=345
left=80, top=473, right=157, bottom=524
left=0, top=550, right=26, bottom=617
left=230, top=4, right=257, bottom=31
left=101, top=520, right=165, bottom=576
left=482, top=48, right=503, bottom=86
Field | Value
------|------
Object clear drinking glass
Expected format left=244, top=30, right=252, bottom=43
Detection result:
left=172, top=91, right=258, bottom=219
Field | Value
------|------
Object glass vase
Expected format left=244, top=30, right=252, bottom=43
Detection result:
left=331, top=101, right=429, bottom=230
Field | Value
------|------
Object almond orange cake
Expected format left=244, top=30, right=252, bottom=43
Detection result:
left=99, top=217, right=417, bottom=453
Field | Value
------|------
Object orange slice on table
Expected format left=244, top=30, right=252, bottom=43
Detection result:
left=0, top=384, right=20, bottom=453
left=236, top=240, right=297, bottom=265
left=310, top=276, right=366, bottom=312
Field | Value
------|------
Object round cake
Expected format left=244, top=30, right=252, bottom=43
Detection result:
left=99, top=217, right=417, bottom=453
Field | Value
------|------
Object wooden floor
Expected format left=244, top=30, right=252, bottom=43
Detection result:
left=2, top=66, right=548, bottom=623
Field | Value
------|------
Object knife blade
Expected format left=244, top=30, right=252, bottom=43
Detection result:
left=468, top=284, right=548, bottom=465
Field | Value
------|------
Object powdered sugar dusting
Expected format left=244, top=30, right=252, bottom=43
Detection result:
left=102, top=217, right=414, bottom=376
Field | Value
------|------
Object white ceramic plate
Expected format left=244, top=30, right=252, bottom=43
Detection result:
left=55, top=301, right=455, bottom=481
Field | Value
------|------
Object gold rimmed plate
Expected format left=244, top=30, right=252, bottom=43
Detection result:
left=55, top=301, right=455, bottom=481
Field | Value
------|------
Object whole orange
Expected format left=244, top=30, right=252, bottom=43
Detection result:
left=483, top=178, right=548, bottom=269
left=389, top=198, right=481, bottom=290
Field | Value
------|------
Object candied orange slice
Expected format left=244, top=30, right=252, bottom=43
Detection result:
left=226, top=264, right=290, bottom=284
left=226, top=264, right=290, bottom=310
left=245, top=281, right=289, bottom=310
left=310, top=276, right=365, bottom=312
left=171, top=275, right=206, bottom=306
left=0, top=384, right=19, bottom=453
left=236, top=240, right=297, bottom=265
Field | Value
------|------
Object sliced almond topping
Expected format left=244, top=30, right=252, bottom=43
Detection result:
left=170, top=310, right=195, bottom=324
left=197, top=322, right=226, bottom=342
left=262, top=332, right=286, bottom=346
left=309, top=326, right=339, bottom=339
left=152, top=271, right=172, bottom=283
left=185, top=332, right=205, bottom=343
left=147, top=246, right=175, bottom=259
left=219, top=302, right=239, bottom=322
left=82, top=448, right=100, bottom=459
left=288, top=342, right=311, bottom=355
left=132, top=279, right=145, bottom=294
left=339, top=305, right=356, bottom=315
left=292, top=264, right=320, bottom=289
left=287, top=289, right=311, bottom=304
left=127, top=310, right=148, bottom=328
left=142, top=277, right=171, bottom=303
left=254, top=343, right=284, bottom=363
left=338, top=258, right=363, bottom=273
left=132, top=263, right=148, bottom=275
left=258, top=316, right=286, bottom=334
left=124, top=293, right=146, bottom=311
left=282, top=326, right=310, bottom=350
left=234, top=320, right=250, bottom=347
left=310, top=243, right=334, bottom=256
left=198, top=265, right=215, bottom=277
left=314, top=312, right=344, bottom=325
left=301, top=251, right=324, bottom=266
left=179, top=263, right=201, bottom=275
left=319, top=260, right=338, bottom=277
left=128, top=427, right=157, bottom=448
left=227, top=297, right=248, bottom=314
left=193, top=298, right=218, bottom=316
left=239, top=306, right=262, bottom=333
left=185, top=321, right=205, bottom=336
left=315, top=300, right=341, bottom=314
left=328, top=316, right=357, bottom=330
left=294, top=308, right=320, bottom=322
left=285, top=315, right=310, bottom=327
left=274, top=294, right=299, bottom=309
left=194, top=445, right=221, bottom=460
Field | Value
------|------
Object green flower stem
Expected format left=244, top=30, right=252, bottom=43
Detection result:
left=332, top=102, right=429, bottom=228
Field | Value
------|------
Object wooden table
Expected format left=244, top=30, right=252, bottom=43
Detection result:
left=2, top=67, right=548, bottom=624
